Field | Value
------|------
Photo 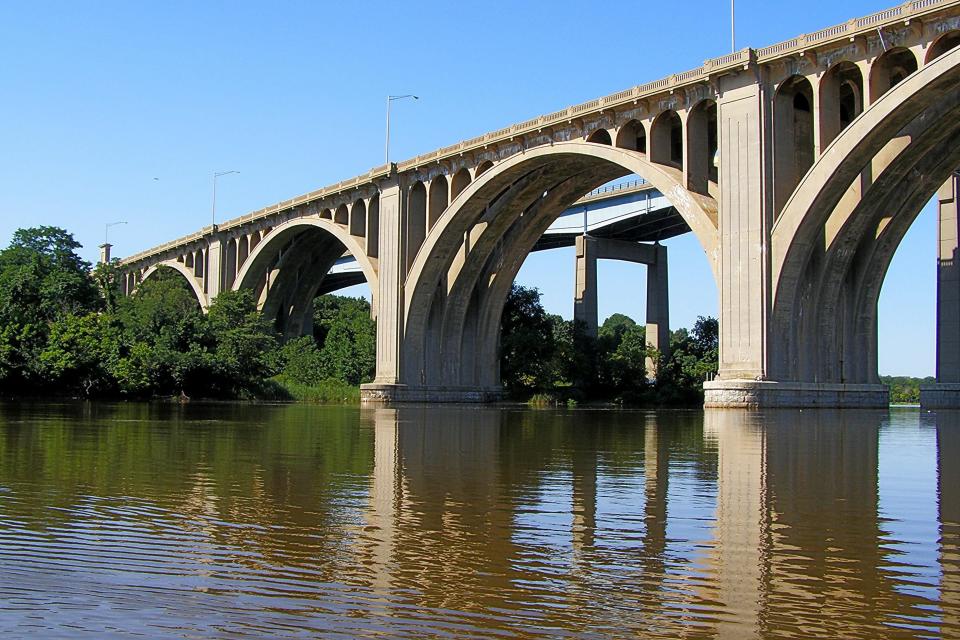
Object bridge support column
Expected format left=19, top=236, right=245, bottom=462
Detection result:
left=922, top=173, right=960, bottom=408
left=703, top=72, right=888, bottom=408
left=362, top=179, right=407, bottom=401
left=646, top=243, right=670, bottom=377
left=573, top=235, right=599, bottom=338
left=574, top=235, right=670, bottom=377
left=205, top=237, right=223, bottom=303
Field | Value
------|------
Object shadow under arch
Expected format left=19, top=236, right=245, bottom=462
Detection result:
left=139, top=260, right=207, bottom=310
left=232, top=217, right=379, bottom=338
left=769, top=47, right=960, bottom=381
left=401, top=141, right=719, bottom=388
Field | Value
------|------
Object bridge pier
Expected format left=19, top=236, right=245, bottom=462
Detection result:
left=573, top=235, right=670, bottom=376
left=922, top=173, right=960, bottom=408
left=702, top=68, right=892, bottom=409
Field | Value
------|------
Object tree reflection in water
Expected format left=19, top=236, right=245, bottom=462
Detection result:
left=0, top=402, right=955, bottom=638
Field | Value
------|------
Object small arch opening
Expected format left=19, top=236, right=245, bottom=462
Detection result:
left=686, top=100, right=718, bottom=193
left=870, top=47, right=918, bottom=102
left=650, top=110, right=683, bottom=169
left=429, top=175, right=449, bottom=229
left=350, top=199, right=366, bottom=237
left=475, top=160, right=494, bottom=178
left=238, top=235, right=249, bottom=271
left=615, top=120, right=647, bottom=154
left=407, top=181, right=427, bottom=271
left=193, top=250, right=205, bottom=278
left=774, top=75, right=815, bottom=216
left=586, top=128, right=612, bottom=145
left=366, top=194, right=379, bottom=258
left=451, top=167, right=472, bottom=200
left=820, top=61, right=863, bottom=147
left=926, top=30, right=960, bottom=63
left=334, top=204, right=349, bottom=226
left=225, top=238, right=238, bottom=289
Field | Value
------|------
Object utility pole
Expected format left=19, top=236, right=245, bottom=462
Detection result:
left=731, top=0, right=736, bottom=53
left=385, top=94, right=419, bottom=165
left=212, top=170, right=239, bottom=231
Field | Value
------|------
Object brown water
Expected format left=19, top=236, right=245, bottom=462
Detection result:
left=0, top=403, right=957, bottom=638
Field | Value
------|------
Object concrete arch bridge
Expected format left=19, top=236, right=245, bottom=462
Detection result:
left=120, top=0, right=960, bottom=407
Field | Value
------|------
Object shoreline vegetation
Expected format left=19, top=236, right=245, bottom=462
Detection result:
left=0, top=226, right=928, bottom=407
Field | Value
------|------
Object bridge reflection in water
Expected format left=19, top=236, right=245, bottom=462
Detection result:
left=0, top=404, right=956, bottom=637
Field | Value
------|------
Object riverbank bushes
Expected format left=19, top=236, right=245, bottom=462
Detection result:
left=500, top=284, right=719, bottom=406
left=0, top=226, right=922, bottom=406
left=0, top=226, right=375, bottom=400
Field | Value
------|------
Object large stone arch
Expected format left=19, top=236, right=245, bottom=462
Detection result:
left=232, top=217, right=379, bottom=338
left=139, top=260, right=207, bottom=310
left=234, top=217, right=377, bottom=295
left=401, top=141, right=718, bottom=388
left=769, top=47, right=960, bottom=381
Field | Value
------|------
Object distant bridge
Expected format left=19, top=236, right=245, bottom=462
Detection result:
left=118, top=0, right=960, bottom=408
left=319, top=180, right=679, bottom=292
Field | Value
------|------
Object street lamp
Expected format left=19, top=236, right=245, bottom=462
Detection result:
left=731, top=0, right=736, bottom=53
left=385, top=94, right=419, bottom=165
left=212, top=170, right=239, bottom=230
left=100, top=221, right=127, bottom=263
left=105, top=220, right=128, bottom=246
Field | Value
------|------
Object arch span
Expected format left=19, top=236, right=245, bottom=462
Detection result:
left=401, top=140, right=718, bottom=388
left=770, top=47, right=960, bottom=381
left=234, top=217, right=377, bottom=296
left=138, top=261, right=207, bottom=310
left=232, top=217, right=379, bottom=338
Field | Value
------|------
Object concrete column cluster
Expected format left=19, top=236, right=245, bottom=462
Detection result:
left=573, top=234, right=670, bottom=376
left=922, top=173, right=960, bottom=408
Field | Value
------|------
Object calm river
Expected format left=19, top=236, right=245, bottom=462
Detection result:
left=0, top=402, right=957, bottom=638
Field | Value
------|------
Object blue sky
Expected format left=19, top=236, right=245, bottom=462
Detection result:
left=0, top=0, right=937, bottom=377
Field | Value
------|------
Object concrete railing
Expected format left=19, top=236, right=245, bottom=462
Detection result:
left=122, top=0, right=959, bottom=266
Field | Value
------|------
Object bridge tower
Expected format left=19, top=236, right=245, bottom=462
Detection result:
left=922, top=173, right=960, bottom=407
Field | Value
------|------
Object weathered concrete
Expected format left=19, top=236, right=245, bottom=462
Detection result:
left=573, top=235, right=599, bottom=338
left=937, top=176, right=960, bottom=376
left=704, top=380, right=889, bottom=409
left=922, top=176, right=960, bottom=408
left=117, top=1, right=960, bottom=408
left=359, top=383, right=503, bottom=403
left=920, top=383, right=960, bottom=408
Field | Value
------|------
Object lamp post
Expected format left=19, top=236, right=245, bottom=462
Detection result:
left=385, top=94, right=418, bottom=165
left=731, top=0, right=736, bottom=53
left=100, top=221, right=127, bottom=264
left=212, top=170, right=239, bottom=230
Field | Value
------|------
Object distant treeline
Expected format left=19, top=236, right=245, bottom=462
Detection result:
left=498, top=284, right=718, bottom=405
left=0, top=225, right=801, bottom=406
left=881, top=376, right=935, bottom=404
left=0, top=226, right=374, bottom=400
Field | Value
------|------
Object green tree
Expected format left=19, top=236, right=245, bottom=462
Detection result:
left=0, top=227, right=101, bottom=390
left=313, top=295, right=376, bottom=385
left=207, top=289, right=280, bottom=394
left=655, top=315, right=719, bottom=403
left=279, top=336, right=328, bottom=385
left=606, top=324, right=648, bottom=401
left=114, top=269, right=213, bottom=397
left=39, top=312, right=120, bottom=396
left=500, top=284, right=556, bottom=396
left=599, top=313, right=637, bottom=344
